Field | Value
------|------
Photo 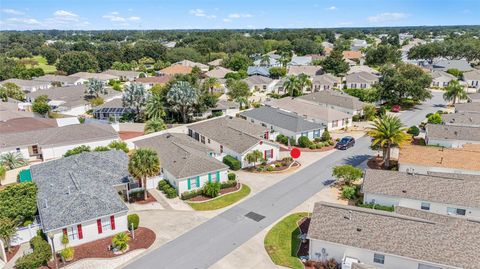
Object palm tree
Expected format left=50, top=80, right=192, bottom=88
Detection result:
left=367, top=115, right=409, bottom=167
left=443, top=80, right=467, bottom=105
left=202, top=77, right=220, bottom=94
left=0, top=152, right=28, bottom=170
left=86, top=78, right=106, bottom=97
left=297, top=74, right=312, bottom=92
left=166, top=81, right=199, bottom=123
left=244, top=150, right=264, bottom=167
left=0, top=165, right=6, bottom=186
left=235, top=96, right=249, bottom=110
left=145, top=93, right=165, bottom=120
left=260, top=55, right=271, bottom=66
left=279, top=53, right=290, bottom=68
left=144, top=119, right=166, bottom=134
left=283, top=75, right=301, bottom=97
left=128, top=149, right=160, bottom=199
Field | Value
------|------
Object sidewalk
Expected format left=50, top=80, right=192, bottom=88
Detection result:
left=3, top=243, right=30, bottom=269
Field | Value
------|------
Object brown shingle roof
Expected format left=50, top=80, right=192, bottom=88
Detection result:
left=159, top=65, right=192, bottom=75
left=0, top=117, right=58, bottom=134
left=134, top=75, right=173, bottom=85
left=342, top=51, right=362, bottom=59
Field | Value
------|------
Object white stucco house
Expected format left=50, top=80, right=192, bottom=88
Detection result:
left=425, top=124, right=480, bottom=148
left=442, top=112, right=480, bottom=127
left=345, top=71, right=379, bottom=89
left=298, top=91, right=366, bottom=116
left=0, top=79, right=52, bottom=93
left=430, top=71, right=457, bottom=88
left=30, top=151, right=131, bottom=249
left=463, top=69, right=480, bottom=89
left=362, top=169, right=480, bottom=219
left=187, top=116, right=280, bottom=168
left=134, top=133, right=229, bottom=195
left=34, top=75, right=86, bottom=86
left=242, top=75, right=275, bottom=92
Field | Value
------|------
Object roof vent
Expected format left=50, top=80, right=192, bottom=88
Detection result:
left=402, top=190, right=407, bottom=193
left=356, top=228, right=362, bottom=232
left=344, top=210, right=353, bottom=220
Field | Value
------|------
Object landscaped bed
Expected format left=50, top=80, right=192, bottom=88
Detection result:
left=245, top=157, right=299, bottom=173
left=5, top=245, right=20, bottom=262
left=264, top=212, right=308, bottom=269
left=189, top=183, right=241, bottom=202
left=43, top=227, right=155, bottom=268
left=187, top=184, right=251, bottom=211
left=129, top=191, right=158, bottom=204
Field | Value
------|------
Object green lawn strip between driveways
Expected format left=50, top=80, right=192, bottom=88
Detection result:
left=187, top=184, right=251, bottom=211
left=264, top=212, right=308, bottom=269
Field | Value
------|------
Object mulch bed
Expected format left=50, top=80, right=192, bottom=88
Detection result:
left=367, top=156, right=398, bottom=170
left=294, top=145, right=335, bottom=152
left=42, top=227, right=155, bottom=269
left=129, top=191, right=157, bottom=204
left=244, top=160, right=299, bottom=173
left=189, top=183, right=241, bottom=202
left=6, top=245, right=20, bottom=262
left=119, top=131, right=144, bottom=140
left=297, top=217, right=310, bottom=258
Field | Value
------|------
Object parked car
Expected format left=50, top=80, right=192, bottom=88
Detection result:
left=335, top=136, right=355, bottom=150
left=391, top=105, right=401, bottom=113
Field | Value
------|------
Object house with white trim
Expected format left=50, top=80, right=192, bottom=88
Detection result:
left=425, top=123, right=480, bottom=148
left=0, top=79, right=52, bottom=93
left=463, top=70, right=480, bottom=89
left=345, top=71, right=379, bottom=89
left=442, top=112, right=480, bottom=127
left=34, top=75, right=86, bottom=86
left=134, top=133, right=229, bottom=194
left=298, top=90, right=366, bottom=116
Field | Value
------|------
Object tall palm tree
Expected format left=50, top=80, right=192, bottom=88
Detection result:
left=0, top=152, right=28, bottom=170
left=279, top=53, right=290, bottom=68
left=128, top=149, right=160, bottom=199
left=297, top=74, right=312, bottom=92
left=443, top=80, right=467, bottom=105
left=283, top=75, right=301, bottom=97
left=145, top=93, right=165, bottom=120
left=260, top=55, right=271, bottom=66
left=202, top=77, right=220, bottom=94
left=235, top=96, right=249, bottom=110
left=144, top=119, right=166, bottom=134
left=367, top=115, right=409, bottom=167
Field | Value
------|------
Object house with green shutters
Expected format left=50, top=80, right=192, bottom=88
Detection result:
left=133, top=133, right=229, bottom=194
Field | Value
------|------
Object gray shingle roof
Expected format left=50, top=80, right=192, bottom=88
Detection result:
left=362, top=169, right=480, bottom=208
left=442, top=112, right=480, bottom=127
left=426, top=123, right=480, bottom=141
left=240, top=106, right=326, bottom=133
left=69, top=72, right=118, bottom=81
left=1, top=78, right=51, bottom=88
left=204, top=66, right=233, bottom=79
left=288, top=56, right=312, bottom=66
left=31, top=150, right=130, bottom=232
left=188, top=116, right=268, bottom=154
left=243, top=75, right=273, bottom=87
left=102, top=70, right=141, bottom=78
left=247, top=66, right=270, bottom=77
left=431, top=70, right=456, bottom=80
left=266, top=97, right=350, bottom=122
left=345, top=71, right=379, bottom=84
left=455, top=102, right=480, bottom=113
left=468, top=93, right=480, bottom=102
left=134, top=133, right=228, bottom=179
left=298, top=90, right=366, bottom=110
left=431, top=58, right=473, bottom=72
left=308, top=202, right=480, bottom=268
left=287, top=65, right=323, bottom=76
left=312, top=74, right=340, bottom=85
left=0, top=123, right=118, bottom=149
left=463, top=70, right=480, bottom=81
left=34, top=75, right=82, bottom=84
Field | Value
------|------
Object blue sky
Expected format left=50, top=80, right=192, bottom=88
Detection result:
left=0, top=0, right=478, bottom=30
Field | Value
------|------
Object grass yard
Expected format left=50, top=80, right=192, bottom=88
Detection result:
left=264, top=212, right=308, bottom=269
left=187, top=184, right=251, bottom=211
left=24, top=55, right=57, bottom=74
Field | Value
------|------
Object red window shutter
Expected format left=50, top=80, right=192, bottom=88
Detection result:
left=97, top=219, right=102, bottom=234
left=77, top=224, right=83, bottom=239
left=63, top=228, right=67, bottom=236
left=264, top=150, right=267, bottom=159
left=270, top=149, right=273, bottom=159
left=110, top=215, right=116, bottom=230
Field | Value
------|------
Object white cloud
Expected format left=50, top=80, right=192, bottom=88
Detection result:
left=223, top=18, right=232, bottom=22
left=228, top=13, right=252, bottom=19
left=368, top=12, right=407, bottom=23
left=189, top=9, right=216, bottom=19
left=326, top=6, right=337, bottom=11
left=54, top=10, right=78, bottom=18
left=128, top=16, right=140, bottom=21
left=103, top=12, right=140, bottom=22
left=7, top=17, right=40, bottom=25
left=1, top=8, right=25, bottom=15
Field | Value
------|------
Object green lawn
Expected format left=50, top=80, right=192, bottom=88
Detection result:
left=24, top=55, right=57, bottom=74
left=187, top=184, right=251, bottom=211
left=264, top=212, right=308, bottom=269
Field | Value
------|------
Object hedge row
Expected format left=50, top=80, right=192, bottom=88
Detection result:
left=158, top=180, right=178, bottom=198
left=181, top=180, right=238, bottom=200
left=223, top=155, right=241, bottom=170
left=16, top=235, right=52, bottom=269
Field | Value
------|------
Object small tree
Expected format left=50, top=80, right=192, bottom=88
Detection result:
left=32, top=95, right=51, bottom=117
left=363, top=105, right=377, bottom=121
left=64, top=145, right=91, bottom=157
left=86, top=78, right=106, bottom=97
left=123, top=83, right=150, bottom=122
left=297, top=136, right=311, bottom=148
left=127, top=214, right=140, bottom=230
left=203, top=182, right=221, bottom=198
left=112, top=232, right=130, bottom=252
left=144, top=119, right=166, bottom=134
left=0, top=152, right=28, bottom=170
left=332, top=165, right=363, bottom=185
left=321, top=129, right=331, bottom=142
left=0, top=216, right=16, bottom=251
left=244, top=150, right=263, bottom=167
left=341, top=186, right=356, bottom=200
left=166, top=81, right=199, bottom=123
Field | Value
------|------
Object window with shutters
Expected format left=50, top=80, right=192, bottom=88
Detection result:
left=67, top=226, right=78, bottom=241
left=101, top=217, right=111, bottom=232
left=211, top=172, right=217, bottom=182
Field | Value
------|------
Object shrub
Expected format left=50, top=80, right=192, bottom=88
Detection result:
left=314, top=137, right=322, bottom=143
left=332, top=165, right=363, bottom=185
left=297, top=136, right=311, bottom=148
left=23, top=220, right=33, bottom=227
left=223, top=155, right=241, bottom=171
left=64, top=145, right=91, bottom=157
left=16, top=235, right=53, bottom=269
left=256, top=166, right=265, bottom=172
left=108, top=141, right=129, bottom=153
left=127, top=214, right=140, bottom=230
left=220, top=180, right=237, bottom=189
left=275, top=134, right=288, bottom=145
left=157, top=180, right=168, bottom=189
left=352, top=115, right=361, bottom=122
left=60, top=247, right=74, bottom=261
left=94, top=146, right=110, bottom=152
left=407, top=125, right=420, bottom=137
left=203, top=182, right=221, bottom=198
left=228, top=172, right=236, bottom=181
left=309, top=144, right=317, bottom=149
left=427, top=113, right=442, bottom=124
left=166, top=188, right=178, bottom=198
left=266, top=166, right=274, bottom=171
left=342, top=186, right=356, bottom=200
left=357, top=202, right=394, bottom=212
left=112, top=232, right=130, bottom=252
left=321, top=129, right=331, bottom=142
left=180, top=189, right=203, bottom=200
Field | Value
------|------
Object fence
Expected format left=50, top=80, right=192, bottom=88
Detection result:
left=10, top=216, right=41, bottom=246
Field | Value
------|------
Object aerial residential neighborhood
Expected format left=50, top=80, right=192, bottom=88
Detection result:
left=0, top=1, right=479, bottom=269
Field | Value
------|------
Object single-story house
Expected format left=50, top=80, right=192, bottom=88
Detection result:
left=265, top=97, right=352, bottom=131
left=468, top=93, right=480, bottom=103
left=134, top=133, right=229, bottom=194
left=0, top=79, right=51, bottom=93
left=69, top=72, right=119, bottom=84
left=312, top=74, right=341, bottom=91
left=194, top=100, right=240, bottom=119
left=425, top=124, right=480, bottom=148
left=463, top=69, right=480, bottom=89
left=253, top=56, right=281, bottom=67
left=158, top=65, right=192, bottom=76
left=134, top=75, right=173, bottom=90
left=345, top=71, right=379, bottom=89
left=442, top=112, right=480, bottom=127
left=362, top=169, right=480, bottom=219
left=430, top=71, right=456, bottom=88
left=247, top=66, right=270, bottom=77
left=298, top=91, right=366, bottom=116
left=204, top=66, right=233, bottom=79
left=31, top=150, right=131, bottom=249
left=239, top=106, right=327, bottom=141
left=287, top=65, right=323, bottom=77
left=0, top=123, right=119, bottom=161
left=425, top=58, right=473, bottom=72
left=34, top=75, right=86, bottom=86
left=26, top=85, right=122, bottom=116
left=174, top=60, right=209, bottom=72
left=288, top=56, right=312, bottom=66
left=243, top=75, right=275, bottom=92
left=307, top=202, right=480, bottom=269
left=347, top=65, right=380, bottom=76
left=187, top=116, right=280, bottom=168
left=455, top=102, right=480, bottom=114
left=398, top=144, right=480, bottom=175
left=350, top=38, right=368, bottom=51
left=342, top=51, right=363, bottom=61
left=102, top=70, right=142, bottom=81
left=93, top=98, right=132, bottom=121
left=0, top=101, right=35, bottom=121
left=0, top=117, right=58, bottom=134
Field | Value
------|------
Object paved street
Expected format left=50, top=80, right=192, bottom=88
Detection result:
left=123, top=92, right=445, bottom=269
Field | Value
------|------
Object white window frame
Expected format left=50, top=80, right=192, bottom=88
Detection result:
left=101, top=217, right=111, bottom=232
left=190, top=178, right=197, bottom=188
left=421, top=202, right=430, bottom=211
left=67, top=226, right=78, bottom=241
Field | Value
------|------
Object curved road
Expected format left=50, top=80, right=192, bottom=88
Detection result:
left=123, top=92, right=445, bottom=269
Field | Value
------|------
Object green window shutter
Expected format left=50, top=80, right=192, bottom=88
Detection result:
left=187, top=178, right=191, bottom=190
left=208, top=173, right=212, bottom=183
left=216, top=171, right=220, bottom=182
left=196, top=176, right=200, bottom=187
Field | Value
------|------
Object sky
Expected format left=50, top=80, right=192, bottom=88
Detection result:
left=0, top=0, right=478, bottom=30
